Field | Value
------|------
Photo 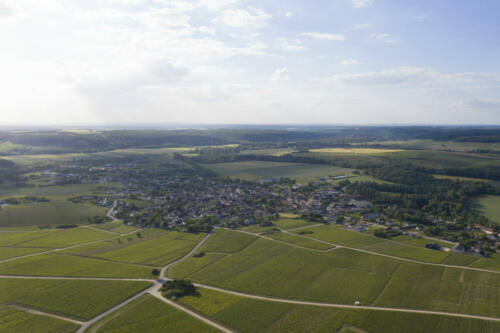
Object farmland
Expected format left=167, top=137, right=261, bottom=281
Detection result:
left=0, top=278, right=151, bottom=320
left=179, top=287, right=500, bottom=333
left=170, top=229, right=500, bottom=318
left=0, top=305, right=79, bottom=333
left=91, top=294, right=220, bottom=333
left=476, top=195, right=500, bottom=224
left=263, top=231, right=334, bottom=250
left=202, top=161, right=353, bottom=184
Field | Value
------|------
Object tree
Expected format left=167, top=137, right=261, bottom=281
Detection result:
left=152, top=268, right=160, bottom=277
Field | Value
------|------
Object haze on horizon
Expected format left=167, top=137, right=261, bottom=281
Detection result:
left=1, top=0, right=499, bottom=126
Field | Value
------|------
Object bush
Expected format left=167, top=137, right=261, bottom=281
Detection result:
left=161, top=279, right=196, bottom=299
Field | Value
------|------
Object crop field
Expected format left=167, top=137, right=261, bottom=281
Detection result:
left=240, top=225, right=275, bottom=233
left=0, top=230, right=59, bottom=246
left=360, top=241, right=450, bottom=263
left=90, top=222, right=137, bottom=234
left=292, top=225, right=385, bottom=247
left=0, top=201, right=107, bottom=227
left=10, top=227, right=112, bottom=248
left=0, top=253, right=152, bottom=278
left=442, top=253, right=479, bottom=266
left=171, top=229, right=500, bottom=318
left=92, top=294, right=220, bottom=333
left=476, top=195, right=500, bottom=224
left=274, top=217, right=318, bottom=230
left=0, top=184, right=108, bottom=198
left=91, top=231, right=205, bottom=266
left=0, top=305, right=79, bottom=333
left=239, top=148, right=297, bottom=156
left=467, top=254, right=500, bottom=271
left=433, top=174, right=492, bottom=183
left=202, top=228, right=258, bottom=253
left=0, top=278, right=151, bottom=321
left=179, top=287, right=500, bottom=333
left=0, top=246, right=52, bottom=260
left=202, top=161, right=353, bottom=184
left=391, top=235, right=454, bottom=249
left=264, top=231, right=334, bottom=250
left=309, top=148, right=403, bottom=154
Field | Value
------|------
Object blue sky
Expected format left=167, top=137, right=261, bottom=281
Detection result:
left=1, top=0, right=499, bottom=125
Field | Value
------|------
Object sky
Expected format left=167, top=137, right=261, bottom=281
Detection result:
left=1, top=0, right=499, bottom=126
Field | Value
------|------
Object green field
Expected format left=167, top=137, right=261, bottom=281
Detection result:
left=0, top=278, right=151, bottom=320
left=179, top=287, right=500, bottom=333
left=88, top=231, right=205, bottom=266
left=0, top=246, right=52, bottom=260
left=391, top=235, right=454, bottom=249
left=274, top=217, right=319, bottom=230
left=8, top=227, right=112, bottom=248
left=91, top=294, right=219, bottom=333
left=476, top=195, right=500, bottom=224
left=170, top=229, right=500, bottom=318
left=264, top=231, right=334, bottom=250
left=202, top=161, right=353, bottom=184
left=203, top=228, right=258, bottom=253
left=0, top=305, right=79, bottom=333
left=0, top=201, right=107, bottom=227
left=239, top=148, right=297, bottom=156
left=293, top=225, right=385, bottom=247
left=0, top=253, right=152, bottom=278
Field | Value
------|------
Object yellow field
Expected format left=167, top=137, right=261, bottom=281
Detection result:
left=433, top=175, right=492, bottom=183
left=309, top=148, right=402, bottom=154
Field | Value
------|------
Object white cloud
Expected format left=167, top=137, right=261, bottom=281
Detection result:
left=214, top=8, right=271, bottom=27
left=199, top=0, right=240, bottom=10
left=0, top=2, right=13, bottom=18
left=277, top=38, right=304, bottom=52
left=271, top=67, right=289, bottom=81
left=351, top=0, right=373, bottom=8
left=452, top=98, right=500, bottom=109
left=371, top=33, right=398, bottom=43
left=340, top=59, right=360, bottom=65
left=285, top=11, right=294, bottom=17
left=302, top=32, right=345, bottom=41
left=353, top=23, right=371, bottom=29
left=415, top=14, right=428, bottom=21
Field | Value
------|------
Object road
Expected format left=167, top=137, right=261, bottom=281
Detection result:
left=4, top=229, right=500, bottom=332
left=11, top=304, right=85, bottom=325
left=0, top=228, right=140, bottom=264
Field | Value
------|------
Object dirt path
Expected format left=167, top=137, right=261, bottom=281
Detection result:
left=232, top=227, right=500, bottom=276
left=0, top=228, right=140, bottom=264
left=10, top=304, right=85, bottom=325
left=160, top=233, right=211, bottom=278
left=193, top=283, right=500, bottom=323
left=149, top=288, right=235, bottom=333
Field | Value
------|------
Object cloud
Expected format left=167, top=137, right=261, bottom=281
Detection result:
left=353, top=23, right=371, bottom=29
left=371, top=33, right=398, bottom=44
left=199, top=0, right=240, bottom=11
left=302, top=32, right=345, bottom=41
left=340, top=59, right=360, bottom=65
left=214, top=8, right=271, bottom=28
left=0, top=2, right=14, bottom=18
left=453, top=98, right=500, bottom=109
left=351, top=0, right=373, bottom=8
left=315, top=67, right=500, bottom=87
left=415, top=14, right=428, bottom=21
left=277, top=38, right=304, bottom=52
left=285, top=11, right=294, bottom=17
left=271, top=67, right=289, bottom=81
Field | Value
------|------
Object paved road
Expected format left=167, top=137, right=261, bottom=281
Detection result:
left=11, top=304, right=85, bottom=325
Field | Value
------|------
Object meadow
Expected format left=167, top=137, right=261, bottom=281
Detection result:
left=476, top=195, right=500, bottom=224
left=91, top=294, right=220, bottom=333
left=170, top=229, right=500, bottom=318
left=274, top=217, right=319, bottom=230
left=309, top=148, right=403, bottom=154
left=179, top=287, right=500, bottom=333
left=0, top=278, right=151, bottom=321
left=10, top=227, right=112, bottom=248
left=239, top=148, right=297, bottom=156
